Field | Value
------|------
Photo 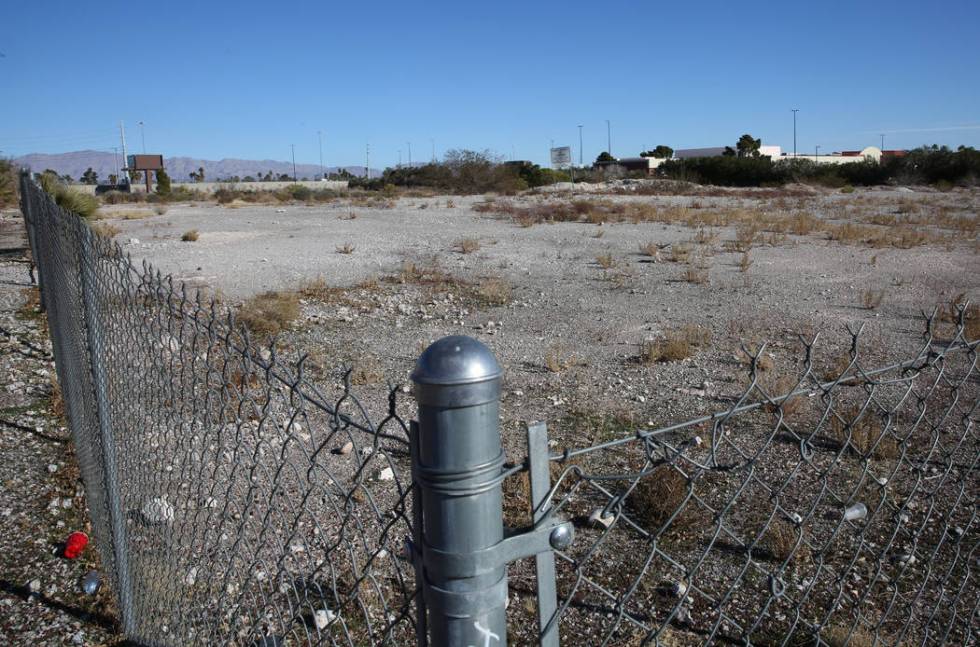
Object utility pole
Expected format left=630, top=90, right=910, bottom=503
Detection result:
left=431, top=138, right=436, bottom=163
left=791, top=109, right=799, bottom=157
left=291, top=144, right=297, bottom=181
left=317, top=131, right=324, bottom=179
left=398, top=150, right=402, bottom=168
left=407, top=142, right=412, bottom=167
left=815, top=145, right=820, bottom=162
left=606, top=119, right=611, bottom=156
left=366, top=143, right=370, bottom=179
left=119, top=121, right=128, bottom=179
left=138, top=121, right=145, bottom=153
left=578, top=125, right=583, bottom=166
left=880, top=133, right=885, bottom=151
left=112, top=147, right=120, bottom=179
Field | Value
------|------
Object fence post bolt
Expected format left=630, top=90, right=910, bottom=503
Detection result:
left=412, top=335, right=507, bottom=647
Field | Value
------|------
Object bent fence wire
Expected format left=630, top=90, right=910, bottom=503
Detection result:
left=20, top=173, right=979, bottom=646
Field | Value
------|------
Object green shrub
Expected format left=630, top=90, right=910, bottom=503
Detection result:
left=155, top=169, right=172, bottom=195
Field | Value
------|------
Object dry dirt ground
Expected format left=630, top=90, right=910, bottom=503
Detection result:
left=5, top=181, right=979, bottom=645
left=101, top=183, right=979, bottom=431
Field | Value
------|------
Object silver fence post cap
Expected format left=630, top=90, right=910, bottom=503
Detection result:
left=412, top=336, right=502, bottom=407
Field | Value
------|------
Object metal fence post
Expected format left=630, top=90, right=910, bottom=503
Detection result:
left=412, top=335, right=508, bottom=646
left=79, top=228, right=136, bottom=635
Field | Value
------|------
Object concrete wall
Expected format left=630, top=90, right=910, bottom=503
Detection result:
left=74, top=179, right=349, bottom=195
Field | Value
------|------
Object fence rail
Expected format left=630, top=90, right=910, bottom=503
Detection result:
left=19, top=173, right=979, bottom=646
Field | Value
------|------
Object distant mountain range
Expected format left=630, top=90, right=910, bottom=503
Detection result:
left=12, top=150, right=378, bottom=182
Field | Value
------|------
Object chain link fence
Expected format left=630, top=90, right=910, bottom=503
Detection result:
left=20, top=172, right=978, bottom=646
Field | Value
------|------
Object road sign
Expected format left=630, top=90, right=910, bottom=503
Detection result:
left=550, top=146, right=571, bottom=168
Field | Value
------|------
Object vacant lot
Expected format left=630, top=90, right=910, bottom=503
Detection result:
left=84, top=182, right=979, bottom=644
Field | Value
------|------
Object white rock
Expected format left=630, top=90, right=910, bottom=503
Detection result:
left=313, top=608, right=336, bottom=630
left=375, top=467, right=395, bottom=481
left=28, top=579, right=41, bottom=593
left=142, top=497, right=175, bottom=523
left=128, top=238, right=140, bottom=246
left=184, top=567, right=198, bottom=586
left=47, top=464, right=58, bottom=474
left=337, top=441, right=354, bottom=455
left=588, top=508, right=615, bottom=529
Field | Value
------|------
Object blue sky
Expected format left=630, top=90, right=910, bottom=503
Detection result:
left=1, top=0, right=978, bottom=168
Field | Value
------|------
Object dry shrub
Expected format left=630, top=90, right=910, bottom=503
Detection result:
left=475, top=277, right=511, bottom=306
left=457, top=238, right=480, bottom=254
left=641, top=324, right=711, bottom=364
left=763, top=374, right=803, bottom=416
left=787, top=212, right=820, bottom=235
left=154, top=205, right=168, bottom=215
left=181, top=229, right=200, bottom=242
left=336, top=242, right=355, bottom=254
left=91, top=222, right=121, bottom=239
left=639, top=241, right=662, bottom=257
left=48, top=374, right=66, bottom=423
left=830, top=405, right=899, bottom=459
left=738, top=252, right=752, bottom=272
left=595, top=253, right=616, bottom=269
left=237, top=291, right=301, bottom=337
left=756, top=518, right=805, bottom=562
left=669, top=243, right=692, bottom=263
left=862, top=289, right=885, bottom=310
left=682, top=267, right=709, bottom=285
left=822, top=354, right=854, bottom=383
left=350, top=356, right=384, bottom=385
left=544, top=345, right=579, bottom=373
left=630, top=465, right=692, bottom=532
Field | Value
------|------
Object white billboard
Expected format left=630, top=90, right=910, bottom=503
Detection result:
left=550, top=146, right=572, bottom=168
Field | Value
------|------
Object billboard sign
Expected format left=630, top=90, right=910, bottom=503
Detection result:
left=127, top=154, right=164, bottom=171
left=550, top=146, right=571, bottom=168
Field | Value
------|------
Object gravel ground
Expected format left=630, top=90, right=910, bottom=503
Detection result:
left=0, top=245, right=121, bottom=645
left=5, top=181, right=978, bottom=645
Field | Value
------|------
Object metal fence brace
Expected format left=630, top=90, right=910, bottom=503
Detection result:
left=410, top=336, right=572, bottom=647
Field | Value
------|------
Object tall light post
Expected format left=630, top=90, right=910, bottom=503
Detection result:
left=578, top=125, right=583, bottom=166
left=605, top=119, right=611, bottom=155
left=366, top=143, right=370, bottom=179
left=815, top=145, right=820, bottom=162
left=407, top=142, right=412, bottom=167
left=138, top=121, right=146, bottom=154
left=791, top=109, right=799, bottom=157
left=880, top=133, right=885, bottom=151
left=290, top=144, right=297, bottom=181
left=430, top=138, right=436, bottom=163
left=398, top=150, right=402, bottom=168
left=317, top=130, right=324, bottom=179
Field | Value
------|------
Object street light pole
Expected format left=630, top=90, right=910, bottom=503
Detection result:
left=606, top=119, right=611, bottom=156
left=880, top=133, right=885, bottom=151
left=317, top=130, right=324, bottom=179
left=815, top=145, right=820, bottom=162
left=578, top=125, right=583, bottom=166
left=407, top=142, right=412, bottom=167
left=290, top=144, right=297, bottom=181
left=138, top=121, right=146, bottom=154
left=791, top=109, right=799, bottom=157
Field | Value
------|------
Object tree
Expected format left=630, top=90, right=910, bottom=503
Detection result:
left=128, top=168, right=143, bottom=182
left=108, top=174, right=118, bottom=185
left=80, top=168, right=99, bottom=185
left=723, top=146, right=736, bottom=157
left=155, top=169, right=172, bottom=195
left=595, top=152, right=617, bottom=164
left=189, top=166, right=206, bottom=182
left=736, top=134, right=762, bottom=158
left=641, top=145, right=674, bottom=159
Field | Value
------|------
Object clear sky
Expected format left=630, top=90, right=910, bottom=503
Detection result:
left=1, top=0, right=978, bottom=168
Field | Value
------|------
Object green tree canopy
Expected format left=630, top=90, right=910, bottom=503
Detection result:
left=736, top=134, right=762, bottom=158
left=641, top=145, right=674, bottom=159
left=80, top=167, right=99, bottom=184
left=595, top=152, right=616, bottom=164
left=155, top=169, right=172, bottom=194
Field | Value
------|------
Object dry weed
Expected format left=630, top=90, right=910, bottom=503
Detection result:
left=830, top=405, right=899, bottom=459
left=237, top=291, right=301, bottom=337
left=181, top=229, right=200, bottom=242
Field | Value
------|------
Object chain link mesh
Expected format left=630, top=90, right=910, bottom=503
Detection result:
left=20, top=173, right=978, bottom=646
left=520, top=316, right=978, bottom=646
left=20, top=175, right=420, bottom=645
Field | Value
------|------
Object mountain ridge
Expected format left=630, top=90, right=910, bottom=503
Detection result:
left=11, top=150, right=377, bottom=182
